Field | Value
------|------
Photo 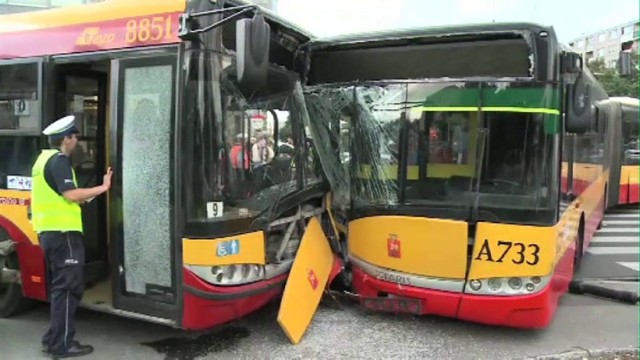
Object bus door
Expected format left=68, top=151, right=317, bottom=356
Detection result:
left=109, top=54, right=179, bottom=319
left=48, top=61, right=109, bottom=288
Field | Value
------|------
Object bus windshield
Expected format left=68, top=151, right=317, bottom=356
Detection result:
left=183, top=49, right=315, bottom=223
left=305, top=81, right=560, bottom=225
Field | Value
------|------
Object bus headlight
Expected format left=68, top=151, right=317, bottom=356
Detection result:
left=465, top=275, right=551, bottom=296
left=186, top=264, right=265, bottom=286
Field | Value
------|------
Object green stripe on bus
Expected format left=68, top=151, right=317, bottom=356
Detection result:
left=418, top=106, right=560, bottom=115
left=420, top=87, right=560, bottom=109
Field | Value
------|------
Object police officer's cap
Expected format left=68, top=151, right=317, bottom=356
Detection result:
left=42, top=115, right=79, bottom=139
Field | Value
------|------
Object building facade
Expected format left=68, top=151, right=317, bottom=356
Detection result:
left=0, top=0, right=104, bottom=15
left=569, top=20, right=640, bottom=68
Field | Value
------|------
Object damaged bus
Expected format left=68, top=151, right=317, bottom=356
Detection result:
left=0, top=0, right=341, bottom=338
left=301, top=23, right=618, bottom=328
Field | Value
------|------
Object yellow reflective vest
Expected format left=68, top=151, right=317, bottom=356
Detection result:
left=31, top=150, right=83, bottom=233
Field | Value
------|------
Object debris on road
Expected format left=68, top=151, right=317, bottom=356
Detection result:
left=523, top=347, right=639, bottom=360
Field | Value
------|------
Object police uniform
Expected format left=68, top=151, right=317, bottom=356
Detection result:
left=32, top=116, right=93, bottom=358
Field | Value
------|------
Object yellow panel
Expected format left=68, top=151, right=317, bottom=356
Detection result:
left=348, top=216, right=468, bottom=279
left=182, top=231, right=266, bottom=266
left=277, top=217, right=333, bottom=345
left=468, top=222, right=557, bottom=279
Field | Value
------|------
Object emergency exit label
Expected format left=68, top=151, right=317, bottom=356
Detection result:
left=217, top=239, right=240, bottom=257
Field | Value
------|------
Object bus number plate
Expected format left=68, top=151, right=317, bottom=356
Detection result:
left=360, top=296, right=422, bottom=314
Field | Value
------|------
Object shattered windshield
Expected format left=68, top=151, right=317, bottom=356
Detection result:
left=304, top=81, right=560, bottom=225
left=183, top=50, right=314, bottom=222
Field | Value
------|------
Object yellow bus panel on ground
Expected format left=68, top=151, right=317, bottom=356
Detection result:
left=277, top=217, right=333, bottom=345
left=468, top=222, right=557, bottom=279
left=348, top=216, right=468, bottom=279
left=182, top=231, right=266, bottom=266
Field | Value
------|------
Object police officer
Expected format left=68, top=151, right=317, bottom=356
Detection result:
left=31, top=115, right=113, bottom=359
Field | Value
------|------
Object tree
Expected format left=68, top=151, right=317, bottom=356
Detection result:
left=587, top=58, right=638, bottom=98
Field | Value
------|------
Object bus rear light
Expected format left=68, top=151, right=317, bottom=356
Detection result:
left=465, top=275, right=550, bottom=296
left=186, top=260, right=293, bottom=286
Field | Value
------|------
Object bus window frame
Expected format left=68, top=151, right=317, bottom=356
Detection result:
left=0, top=57, right=45, bottom=137
left=41, top=44, right=184, bottom=321
left=109, top=48, right=182, bottom=320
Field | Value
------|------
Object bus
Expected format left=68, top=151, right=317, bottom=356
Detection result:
left=608, top=97, right=639, bottom=205
left=0, top=0, right=343, bottom=340
left=300, top=23, right=624, bottom=328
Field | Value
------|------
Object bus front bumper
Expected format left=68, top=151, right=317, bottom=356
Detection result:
left=352, top=264, right=558, bottom=329
left=181, top=267, right=287, bottom=331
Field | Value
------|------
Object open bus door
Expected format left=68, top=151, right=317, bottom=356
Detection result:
left=109, top=53, right=180, bottom=320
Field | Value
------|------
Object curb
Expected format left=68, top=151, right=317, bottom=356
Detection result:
left=521, top=347, right=639, bottom=360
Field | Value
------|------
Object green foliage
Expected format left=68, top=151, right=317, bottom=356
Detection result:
left=587, top=57, right=639, bottom=98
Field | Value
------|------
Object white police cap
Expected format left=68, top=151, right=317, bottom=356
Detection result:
left=42, top=115, right=79, bottom=138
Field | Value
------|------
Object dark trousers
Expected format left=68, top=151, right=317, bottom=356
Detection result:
left=39, top=231, right=85, bottom=354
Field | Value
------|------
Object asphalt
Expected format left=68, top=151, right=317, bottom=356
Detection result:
left=1, top=207, right=638, bottom=359
left=0, top=282, right=637, bottom=360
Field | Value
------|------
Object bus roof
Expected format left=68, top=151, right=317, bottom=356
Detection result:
left=0, top=0, right=314, bottom=60
left=308, top=22, right=555, bottom=48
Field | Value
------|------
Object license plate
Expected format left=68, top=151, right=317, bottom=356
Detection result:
left=360, top=296, right=422, bottom=314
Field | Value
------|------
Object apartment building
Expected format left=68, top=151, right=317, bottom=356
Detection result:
left=569, top=20, right=639, bottom=68
left=0, top=0, right=104, bottom=15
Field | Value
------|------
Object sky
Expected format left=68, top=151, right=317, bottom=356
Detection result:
left=275, top=0, right=639, bottom=43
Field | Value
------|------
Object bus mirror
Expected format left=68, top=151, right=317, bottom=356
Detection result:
left=618, top=51, right=632, bottom=77
left=561, top=52, right=583, bottom=74
left=566, top=76, right=592, bottom=134
left=236, top=13, right=270, bottom=90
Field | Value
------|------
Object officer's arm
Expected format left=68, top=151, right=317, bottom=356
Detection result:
left=51, top=156, right=108, bottom=203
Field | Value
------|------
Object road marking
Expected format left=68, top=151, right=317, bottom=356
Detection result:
left=596, top=227, right=639, bottom=233
left=606, top=213, right=640, bottom=219
left=591, top=236, right=640, bottom=243
left=603, top=219, right=639, bottom=224
left=617, top=261, right=639, bottom=272
left=587, top=247, right=639, bottom=255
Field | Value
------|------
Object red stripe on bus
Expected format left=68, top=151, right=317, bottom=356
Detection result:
left=0, top=12, right=181, bottom=60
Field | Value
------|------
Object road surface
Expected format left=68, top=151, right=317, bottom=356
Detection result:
left=577, top=205, right=639, bottom=280
left=1, top=206, right=638, bottom=359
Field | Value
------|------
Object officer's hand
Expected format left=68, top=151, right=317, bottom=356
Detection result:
left=103, top=167, right=113, bottom=190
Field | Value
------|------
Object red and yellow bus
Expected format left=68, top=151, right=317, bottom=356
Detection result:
left=0, top=0, right=342, bottom=341
left=610, top=96, right=639, bottom=205
left=300, top=24, right=623, bottom=328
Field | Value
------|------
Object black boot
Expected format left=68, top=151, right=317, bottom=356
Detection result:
left=50, top=341, right=94, bottom=359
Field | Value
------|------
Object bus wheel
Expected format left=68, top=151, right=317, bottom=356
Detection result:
left=0, top=240, right=31, bottom=318
left=573, top=218, right=585, bottom=276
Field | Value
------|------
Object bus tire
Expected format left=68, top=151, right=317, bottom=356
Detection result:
left=573, top=216, right=585, bottom=275
left=0, top=248, right=33, bottom=318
